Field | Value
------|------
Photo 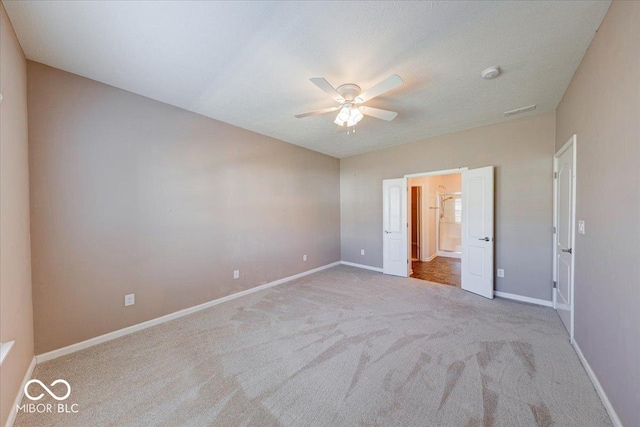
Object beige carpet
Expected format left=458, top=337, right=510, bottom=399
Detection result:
left=15, top=266, right=611, bottom=426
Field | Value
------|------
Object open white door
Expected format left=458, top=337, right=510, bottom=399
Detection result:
left=461, top=166, right=494, bottom=298
left=383, top=179, right=408, bottom=277
left=553, top=135, right=576, bottom=339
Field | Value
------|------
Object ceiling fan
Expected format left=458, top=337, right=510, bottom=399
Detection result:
left=295, top=75, right=403, bottom=133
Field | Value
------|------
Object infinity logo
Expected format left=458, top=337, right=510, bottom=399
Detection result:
left=24, top=379, right=71, bottom=401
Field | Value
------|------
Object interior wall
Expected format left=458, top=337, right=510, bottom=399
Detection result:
left=425, top=179, right=437, bottom=259
left=410, top=187, right=419, bottom=259
left=434, top=174, right=462, bottom=254
left=341, top=112, right=556, bottom=301
left=0, top=4, right=35, bottom=425
left=555, top=1, right=639, bottom=424
left=437, top=174, right=462, bottom=195
left=27, top=62, right=341, bottom=354
left=409, top=176, right=438, bottom=261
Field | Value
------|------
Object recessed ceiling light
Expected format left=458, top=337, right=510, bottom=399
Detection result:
left=481, top=66, right=501, bottom=79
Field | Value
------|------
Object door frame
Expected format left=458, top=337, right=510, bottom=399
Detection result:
left=405, top=168, right=468, bottom=180
left=404, top=168, right=468, bottom=278
left=553, top=134, right=577, bottom=342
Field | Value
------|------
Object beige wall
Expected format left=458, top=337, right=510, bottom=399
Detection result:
left=341, top=112, right=556, bottom=301
left=27, top=62, right=341, bottom=354
left=0, top=4, right=35, bottom=425
left=555, top=1, right=639, bottom=425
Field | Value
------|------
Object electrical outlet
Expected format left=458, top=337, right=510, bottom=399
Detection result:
left=361, top=249, right=365, bottom=256
left=578, top=220, right=585, bottom=235
left=233, top=270, right=240, bottom=279
left=497, top=269, right=504, bottom=278
left=124, top=294, right=135, bottom=307
left=303, top=254, right=307, bottom=261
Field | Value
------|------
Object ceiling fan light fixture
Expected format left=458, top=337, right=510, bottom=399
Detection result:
left=335, top=104, right=364, bottom=128
left=348, top=107, right=364, bottom=127
left=338, top=106, right=351, bottom=122
left=297, top=74, right=402, bottom=130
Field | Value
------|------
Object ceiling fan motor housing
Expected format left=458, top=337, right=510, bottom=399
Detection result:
left=336, top=84, right=361, bottom=102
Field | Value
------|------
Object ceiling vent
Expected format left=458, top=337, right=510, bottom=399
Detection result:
left=504, top=104, right=536, bottom=117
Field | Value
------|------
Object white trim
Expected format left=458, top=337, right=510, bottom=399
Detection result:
left=340, top=261, right=383, bottom=272
left=436, top=250, right=461, bottom=259
left=553, top=134, right=577, bottom=341
left=494, top=291, right=553, bottom=307
left=0, top=341, right=15, bottom=365
left=404, top=167, right=468, bottom=179
left=572, top=340, right=622, bottom=427
left=556, top=134, right=576, bottom=156
left=422, top=253, right=437, bottom=262
left=36, top=262, right=341, bottom=363
left=4, top=357, right=36, bottom=427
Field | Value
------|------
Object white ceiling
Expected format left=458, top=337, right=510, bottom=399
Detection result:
left=4, top=1, right=610, bottom=158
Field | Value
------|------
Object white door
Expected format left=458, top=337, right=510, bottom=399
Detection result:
left=383, top=179, right=408, bottom=277
left=461, top=166, right=494, bottom=298
left=554, top=136, right=576, bottom=337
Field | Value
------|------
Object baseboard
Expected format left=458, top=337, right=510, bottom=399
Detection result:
left=572, top=341, right=622, bottom=427
left=422, top=253, right=437, bottom=262
left=437, top=251, right=461, bottom=259
left=340, top=261, right=383, bottom=272
left=493, top=291, right=553, bottom=307
left=36, top=261, right=341, bottom=363
left=4, top=356, right=36, bottom=427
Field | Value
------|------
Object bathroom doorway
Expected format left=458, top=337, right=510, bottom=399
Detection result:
left=408, top=172, right=462, bottom=287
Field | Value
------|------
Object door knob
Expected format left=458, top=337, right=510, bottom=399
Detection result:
left=478, top=237, right=490, bottom=241
left=384, top=230, right=391, bottom=234
left=561, top=248, right=572, bottom=254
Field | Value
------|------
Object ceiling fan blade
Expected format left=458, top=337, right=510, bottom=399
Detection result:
left=309, top=77, right=345, bottom=103
left=295, top=106, right=339, bottom=119
left=361, top=107, right=398, bottom=121
left=355, top=74, right=403, bottom=103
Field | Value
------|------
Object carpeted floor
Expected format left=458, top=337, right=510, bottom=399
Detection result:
left=15, top=266, right=611, bottom=426
left=411, top=257, right=461, bottom=286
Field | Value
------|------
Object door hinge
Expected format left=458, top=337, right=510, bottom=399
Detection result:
left=553, top=281, right=557, bottom=289
left=553, top=226, right=556, bottom=234
left=407, top=259, right=409, bottom=264
left=554, top=172, right=558, bottom=179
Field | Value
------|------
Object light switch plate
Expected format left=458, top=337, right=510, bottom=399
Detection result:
left=578, top=220, right=585, bottom=235
left=497, top=269, right=504, bottom=278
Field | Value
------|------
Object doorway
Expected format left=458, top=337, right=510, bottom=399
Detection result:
left=553, top=135, right=576, bottom=340
left=382, top=166, right=495, bottom=299
left=408, top=173, right=462, bottom=286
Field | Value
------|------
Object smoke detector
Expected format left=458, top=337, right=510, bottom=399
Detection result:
left=481, top=66, right=501, bottom=79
